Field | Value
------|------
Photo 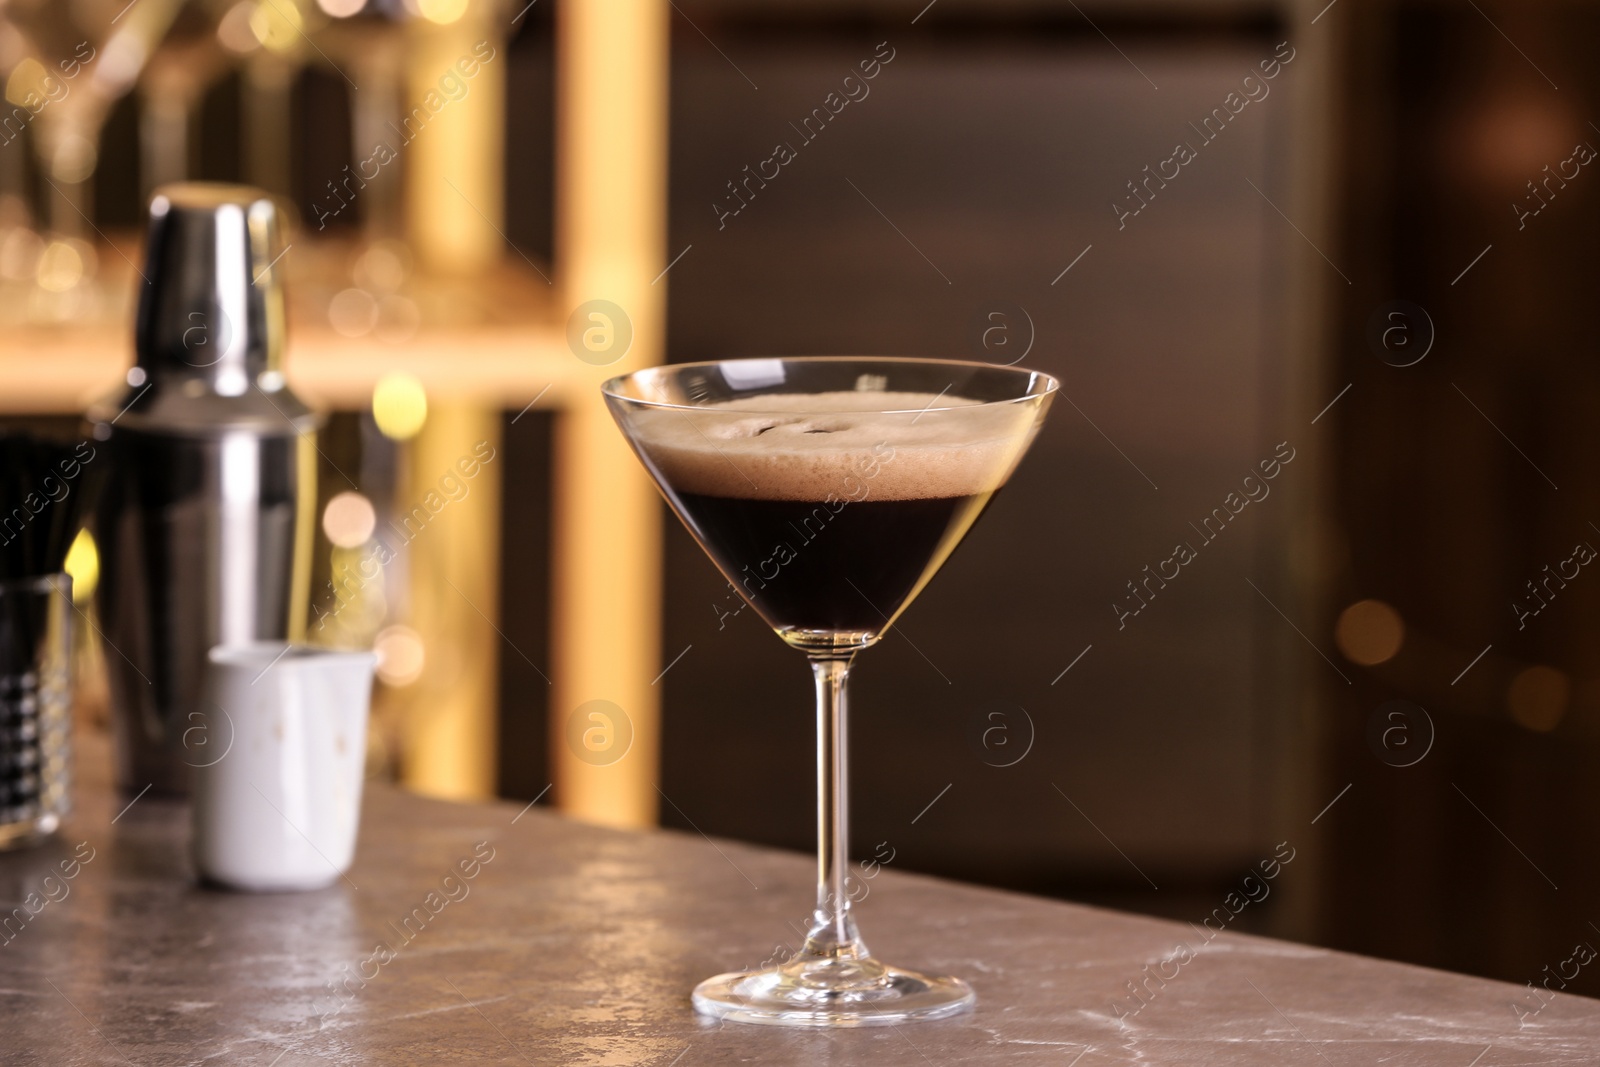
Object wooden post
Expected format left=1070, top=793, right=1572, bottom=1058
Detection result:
left=550, top=0, right=668, bottom=827
left=395, top=7, right=508, bottom=797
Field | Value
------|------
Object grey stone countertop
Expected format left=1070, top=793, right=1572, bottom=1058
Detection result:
left=2, top=734, right=1597, bottom=1066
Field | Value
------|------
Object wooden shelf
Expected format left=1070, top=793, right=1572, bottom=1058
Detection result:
left=0, top=248, right=572, bottom=415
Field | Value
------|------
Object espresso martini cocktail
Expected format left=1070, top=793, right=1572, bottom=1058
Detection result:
left=623, top=386, right=1042, bottom=650
left=604, top=357, right=1056, bottom=1027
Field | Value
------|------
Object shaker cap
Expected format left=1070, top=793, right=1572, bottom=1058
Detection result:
left=87, top=183, right=315, bottom=437
left=135, top=183, right=288, bottom=394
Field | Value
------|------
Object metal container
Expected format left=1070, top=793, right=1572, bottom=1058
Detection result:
left=88, top=184, right=319, bottom=796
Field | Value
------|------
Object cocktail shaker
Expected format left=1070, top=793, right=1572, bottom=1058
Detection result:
left=88, top=184, right=320, bottom=795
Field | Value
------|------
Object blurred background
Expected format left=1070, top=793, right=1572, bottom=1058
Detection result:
left=1, top=0, right=1596, bottom=1000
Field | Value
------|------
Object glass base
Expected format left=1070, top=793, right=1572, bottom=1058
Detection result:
left=692, top=956, right=975, bottom=1027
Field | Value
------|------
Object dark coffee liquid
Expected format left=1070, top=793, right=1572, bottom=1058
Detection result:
left=673, top=490, right=994, bottom=636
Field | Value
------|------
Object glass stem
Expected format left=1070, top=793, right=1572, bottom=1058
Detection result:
left=805, top=654, right=864, bottom=959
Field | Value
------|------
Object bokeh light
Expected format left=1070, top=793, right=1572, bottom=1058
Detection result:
left=1467, top=97, right=1575, bottom=188
left=1508, top=665, right=1568, bottom=733
left=418, top=0, right=469, bottom=25
left=329, top=287, right=379, bottom=337
left=322, top=491, right=377, bottom=548
left=4, top=58, right=49, bottom=108
left=1334, top=599, right=1405, bottom=666
left=372, top=372, right=428, bottom=439
left=48, top=133, right=97, bottom=183
left=217, top=1, right=260, bottom=53
left=375, top=625, right=426, bottom=687
left=35, top=241, right=85, bottom=292
left=354, top=240, right=411, bottom=291
left=64, top=529, right=99, bottom=604
left=249, top=0, right=303, bottom=53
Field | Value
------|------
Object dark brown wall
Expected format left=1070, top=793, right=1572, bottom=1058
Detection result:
left=656, top=12, right=1303, bottom=934
left=1320, top=0, right=1600, bottom=998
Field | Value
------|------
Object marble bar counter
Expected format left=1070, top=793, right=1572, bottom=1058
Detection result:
left=3, top=737, right=1597, bottom=1066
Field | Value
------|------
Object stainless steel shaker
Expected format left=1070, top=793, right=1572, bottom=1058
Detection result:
left=88, top=184, right=320, bottom=795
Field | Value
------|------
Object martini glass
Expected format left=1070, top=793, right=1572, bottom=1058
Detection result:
left=603, top=357, right=1056, bottom=1027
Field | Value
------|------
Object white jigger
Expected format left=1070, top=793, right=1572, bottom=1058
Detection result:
left=192, top=643, right=376, bottom=891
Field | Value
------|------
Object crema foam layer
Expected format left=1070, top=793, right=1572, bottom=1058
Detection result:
left=626, top=391, right=1040, bottom=501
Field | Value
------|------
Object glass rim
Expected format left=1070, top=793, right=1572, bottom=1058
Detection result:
left=601, top=356, right=1059, bottom=416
